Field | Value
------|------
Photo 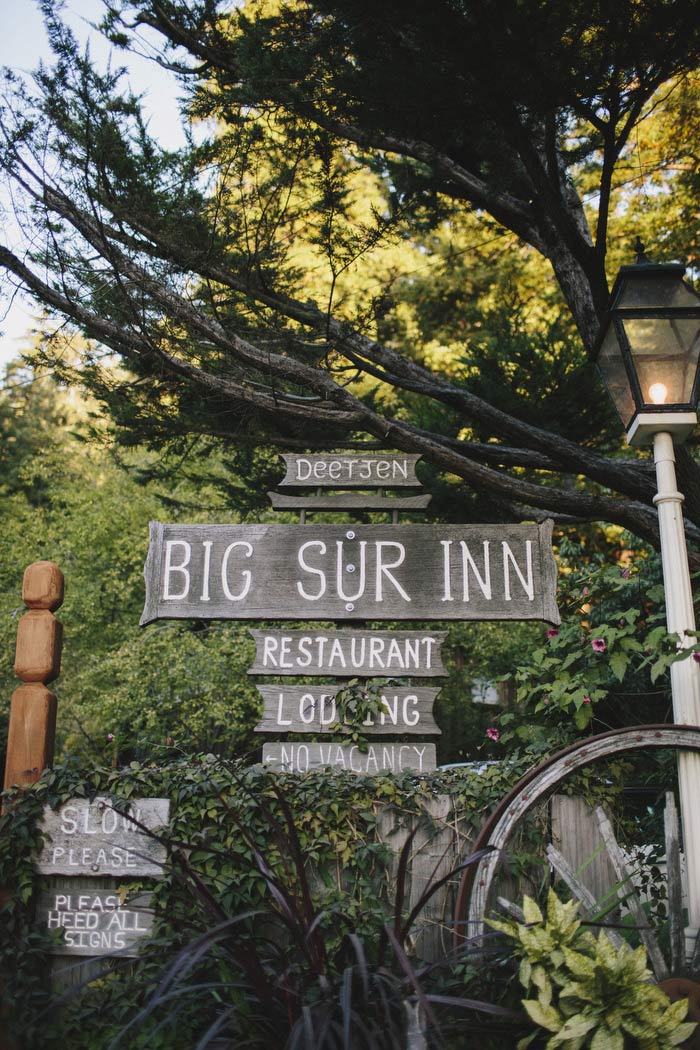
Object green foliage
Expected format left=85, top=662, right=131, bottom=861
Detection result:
left=0, top=754, right=544, bottom=1049
left=0, top=362, right=264, bottom=768
left=490, top=889, right=696, bottom=1050
left=499, top=552, right=694, bottom=746
left=4, top=0, right=700, bottom=543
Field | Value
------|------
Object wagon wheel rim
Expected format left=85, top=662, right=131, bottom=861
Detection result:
left=453, top=724, right=700, bottom=957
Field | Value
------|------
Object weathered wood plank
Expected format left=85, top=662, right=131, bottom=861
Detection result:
left=262, top=741, right=436, bottom=774
left=22, top=561, right=64, bottom=611
left=267, top=492, right=432, bottom=510
left=254, top=685, right=441, bottom=735
left=664, top=791, right=685, bottom=975
left=595, top=806, right=669, bottom=981
left=14, top=610, right=63, bottom=684
left=3, top=685, right=56, bottom=790
left=463, top=726, right=700, bottom=949
left=141, top=521, right=559, bottom=625
left=248, top=629, right=447, bottom=677
left=37, top=889, right=153, bottom=957
left=550, top=795, right=617, bottom=908
left=279, top=453, right=422, bottom=488
left=35, top=798, right=170, bottom=877
left=406, top=795, right=454, bottom=960
left=546, top=843, right=624, bottom=949
left=48, top=876, right=119, bottom=991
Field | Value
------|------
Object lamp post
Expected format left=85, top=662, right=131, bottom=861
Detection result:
left=593, top=242, right=700, bottom=960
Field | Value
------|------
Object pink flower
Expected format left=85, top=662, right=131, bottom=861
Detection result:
left=486, top=727, right=500, bottom=742
left=693, top=653, right=700, bottom=664
left=582, top=696, right=591, bottom=704
left=620, top=567, right=631, bottom=579
left=546, top=628, right=559, bottom=639
left=106, top=733, right=114, bottom=742
left=582, top=587, right=589, bottom=596
left=591, top=638, right=606, bottom=653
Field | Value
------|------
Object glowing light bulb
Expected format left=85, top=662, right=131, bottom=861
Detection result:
left=648, top=382, right=668, bottom=405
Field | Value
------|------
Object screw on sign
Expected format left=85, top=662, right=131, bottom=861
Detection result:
left=3, top=561, right=64, bottom=791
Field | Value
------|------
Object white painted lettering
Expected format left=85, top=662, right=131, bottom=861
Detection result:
left=221, top=541, right=253, bottom=601
left=200, top=540, right=213, bottom=602
left=503, top=540, right=534, bottom=601
left=319, top=695, right=336, bottom=725
left=369, top=637, right=386, bottom=669
left=297, top=636, right=313, bottom=667
left=297, top=744, right=309, bottom=772
left=277, top=693, right=292, bottom=727
left=263, top=635, right=279, bottom=668
left=422, top=637, right=437, bottom=667
left=163, top=540, right=191, bottom=601
left=403, top=695, right=419, bottom=726
left=60, top=807, right=78, bottom=835
left=460, top=541, right=492, bottom=602
left=336, top=540, right=367, bottom=601
left=296, top=458, right=312, bottom=481
left=279, top=636, right=293, bottom=668
left=297, top=541, right=327, bottom=600
left=299, top=694, right=316, bottom=725
left=441, top=540, right=453, bottom=601
left=381, top=695, right=398, bottom=726
left=102, top=808, right=118, bottom=836
left=328, top=637, right=347, bottom=669
left=375, top=542, right=410, bottom=602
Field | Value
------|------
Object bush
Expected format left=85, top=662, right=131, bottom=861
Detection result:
left=489, top=889, right=696, bottom=1050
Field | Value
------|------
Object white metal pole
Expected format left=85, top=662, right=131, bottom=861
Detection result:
left=653, top=430, right=700, bottom=960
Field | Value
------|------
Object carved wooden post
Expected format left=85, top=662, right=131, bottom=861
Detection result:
left=3, top=562, right=64, bottom=791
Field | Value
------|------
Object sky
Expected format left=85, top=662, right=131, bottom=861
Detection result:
left=0, top=0, right=185, bottom=371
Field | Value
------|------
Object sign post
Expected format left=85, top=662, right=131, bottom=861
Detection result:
left=140, top=454, right=559, bottom=775
left=4, top=561, right=64, bottom=792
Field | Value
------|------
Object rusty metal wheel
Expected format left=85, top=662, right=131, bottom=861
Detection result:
left=454, top=724, right=700, bottom=979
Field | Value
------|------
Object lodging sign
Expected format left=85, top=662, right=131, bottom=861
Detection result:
left=254, top=685, right=440, bottom=735
left=35, top=797, right=170, bottom=877
left=141, top=521, right=559, bottom=625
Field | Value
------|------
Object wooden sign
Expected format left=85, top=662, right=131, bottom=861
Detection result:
left=37, top=889, right=153, bottom=957
left=254, top=685, right=440, bottom=734
left=248, top=629, right=447, bottom=677
left=262, top=741, right=436, bottom=774
left=279, top=453, right=422, bottom=488
left=35, top=798, right=170, bottom=877
left=141, top=521, right=559, bottom=625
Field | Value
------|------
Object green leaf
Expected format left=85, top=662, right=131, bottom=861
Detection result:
left=522, top=998, right=562, bottom=1032
left=609, top=652, right=628, bottom=682
left=590, top=1025, right=624, bottom=1050
left=522, top=896, right=544, bottom=925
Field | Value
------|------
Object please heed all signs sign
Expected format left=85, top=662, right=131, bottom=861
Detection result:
left=35, top=797, right=169, bottom=957
left=37, top=890, right=153, bottom=957
left=141, top=521, right=559, bottom=625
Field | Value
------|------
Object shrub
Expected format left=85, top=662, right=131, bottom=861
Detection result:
left=489, top=889, right=696, bottom=1050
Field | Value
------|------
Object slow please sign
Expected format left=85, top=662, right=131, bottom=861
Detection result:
left=141, top=521, right=559, bottom=624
